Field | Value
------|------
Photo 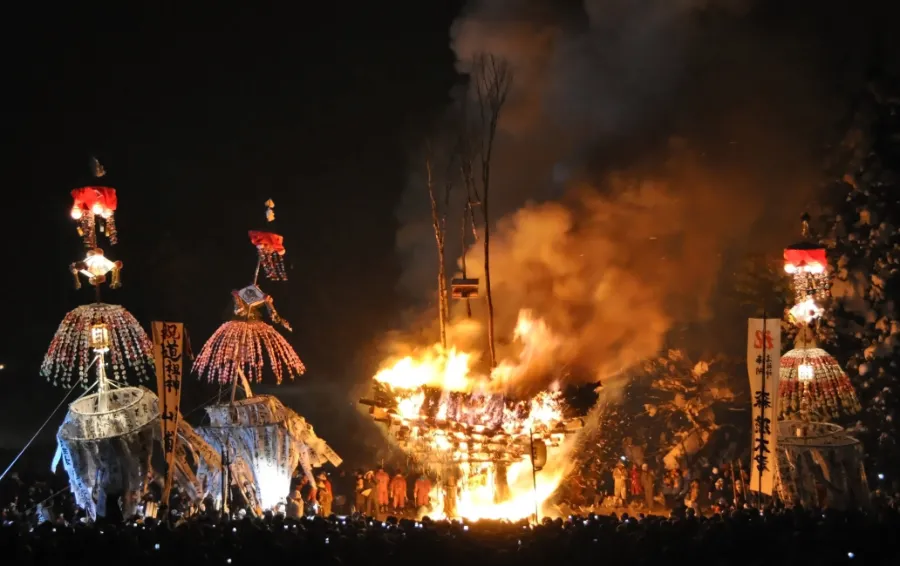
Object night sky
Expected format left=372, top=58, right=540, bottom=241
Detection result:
left=1, top=3, right=462, bottom=463
left=2, top=1, right=898, bottom=474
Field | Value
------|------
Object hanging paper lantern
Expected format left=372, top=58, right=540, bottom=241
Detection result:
left=71, top=186, right=118, bottom=247
left=232, top=285, right=292, bottom=331
left=70, top=248, right=123, bottom=289
left=41, top=303, right=154, bottom=388
left=249, top=230, right=287, bottom=281
left=784, top=242, right=829, bottom=309
left=779, top=347, right=861, bottom=422
left=193, top=320, right=305, bottom=385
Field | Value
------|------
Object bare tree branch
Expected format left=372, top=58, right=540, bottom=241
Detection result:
left=471, top=52, right=513, bottom=368
left=426, top=139, right=449, bottom=349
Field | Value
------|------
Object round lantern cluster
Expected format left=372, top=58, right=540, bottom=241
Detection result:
left=779, top=347, right=861, bottom=421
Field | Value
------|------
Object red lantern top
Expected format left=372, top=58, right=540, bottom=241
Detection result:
left=71, top=186, right=117, bottom=219
left=249, top=231, right=285, bottom=255
left=784, top=243, right=826, bottom=274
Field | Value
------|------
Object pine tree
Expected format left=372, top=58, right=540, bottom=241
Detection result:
left=816, top=79, right=900, bottom=476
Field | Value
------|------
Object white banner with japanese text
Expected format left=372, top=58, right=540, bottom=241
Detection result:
left=153, top=321, right=184, bottom=505
left=747, top=318, right=781, bottom=495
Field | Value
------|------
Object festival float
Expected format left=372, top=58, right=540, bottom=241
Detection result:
left=361, top=306, right=583, bottom=521
left=44, top=160, right=221, bottom=519
left=193, top=199, right=341, bottom=514
left=774, top=215, right=869, bottom=508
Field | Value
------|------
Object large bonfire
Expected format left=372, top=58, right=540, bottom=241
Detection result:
left=362, top=309, right=583, bottom=521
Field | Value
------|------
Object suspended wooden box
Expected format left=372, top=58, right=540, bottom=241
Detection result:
left=451, top=278, right=479, bottom=299
left=531, top=440, right=547, bottom=471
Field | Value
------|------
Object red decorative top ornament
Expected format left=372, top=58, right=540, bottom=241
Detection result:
left=784, top=216, right=829, bottom=323
left=783, top=246, right=826, bottom=274
left=70, top=158, right=118, bottom=248
left=249, top=230, right=285, bottom=254
left=249, top=203, right=287, bottom=282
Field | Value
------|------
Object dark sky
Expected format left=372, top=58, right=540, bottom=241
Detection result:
left=0, top=3, right=462, bottom=460
left=1, top=1, right=897, bottom=471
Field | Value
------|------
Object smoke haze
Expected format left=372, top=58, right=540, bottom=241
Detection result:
left=391, top=0, right=880, bottom=393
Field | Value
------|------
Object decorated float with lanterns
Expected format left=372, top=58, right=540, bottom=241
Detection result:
left=774, top=215, right=869, bottom=509
left=44, top=160, right=222, bottom=519
left=193, top=199, right=341, bottom=515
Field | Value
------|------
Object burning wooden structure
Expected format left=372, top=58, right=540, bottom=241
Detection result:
left=362, top=386, right=579, bottom=467
left=361, top=310, right=583, bottom=520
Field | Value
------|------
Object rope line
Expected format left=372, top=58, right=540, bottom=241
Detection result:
left=0, top=376, right=83, bottom=482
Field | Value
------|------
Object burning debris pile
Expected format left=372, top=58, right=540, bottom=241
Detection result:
left=361, top=310, right=583, bottom=521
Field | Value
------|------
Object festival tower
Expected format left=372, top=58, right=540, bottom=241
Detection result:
left=775, top=214, right=869, bottom=507
left=43, top=160, right=221, bottom=519
left=193, top=199, right=341, bottom=514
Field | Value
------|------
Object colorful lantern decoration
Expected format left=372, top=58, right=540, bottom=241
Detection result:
left=783, top=216, right=829, bottom=326
left=779, top=346, right=861, bottom=422
left=784, top=243, right=828, bottom=303
left=41, top=303, right=154, bottom=388
left=71, top=186, right=118, bottom=248
left=249, top=230, right=287, bottom=281
left=193, top=320, right=305, bottom=385
left=70, top=158, right=118, bottom=247
left=194, top=199, right=304, bottom=386
left=70, top=248, right=123, bottom=289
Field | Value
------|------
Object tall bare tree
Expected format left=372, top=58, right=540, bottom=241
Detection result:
left=425, top=140, right=451, bottom=349
left=456, top=93, right=481, bottom=320
left=471, top=53, right=512, bottom=368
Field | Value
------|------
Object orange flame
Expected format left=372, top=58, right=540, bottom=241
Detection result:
left=371, top=309, right=575, bottom=521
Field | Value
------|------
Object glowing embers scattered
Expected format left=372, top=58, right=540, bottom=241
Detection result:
left=71, top=186, right=118, bottom=247
left=779, top=347, right=861, bottom=421
left=193, top=320, right=306, bottom=385
left=249, top=231, right=287, bottom=281
left=41, top=303, right=154, bottom=388
left=70, top=248, right=123, bottom=289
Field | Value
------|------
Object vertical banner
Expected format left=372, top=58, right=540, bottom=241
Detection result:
left=747, top=318, right=781, bottom=495
left=152, top=321, right=184, bottom=506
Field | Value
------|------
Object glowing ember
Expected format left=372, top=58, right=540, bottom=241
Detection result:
left=193, top=320, right=306, bottom=385
left=366, top=309, right=579, bottom=521
left=41, top=303, right=153, bottom=388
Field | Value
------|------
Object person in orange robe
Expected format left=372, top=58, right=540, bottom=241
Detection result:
left=630, top=463, right=643, bottom=500
left=413, top=474, right=432, bottom=508
left=390, top=472, right=408, bottom=512
left=374, top=467, right=390, bottom=512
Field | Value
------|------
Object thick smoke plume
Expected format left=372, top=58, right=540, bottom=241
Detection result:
left=392, top=0, right=873, bottom=394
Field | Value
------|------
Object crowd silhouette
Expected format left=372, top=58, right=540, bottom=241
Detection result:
left=2, top=468, right=899, bottom=566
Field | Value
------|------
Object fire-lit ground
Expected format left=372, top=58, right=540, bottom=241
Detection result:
left=361, top=310, right=585, bottom=522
